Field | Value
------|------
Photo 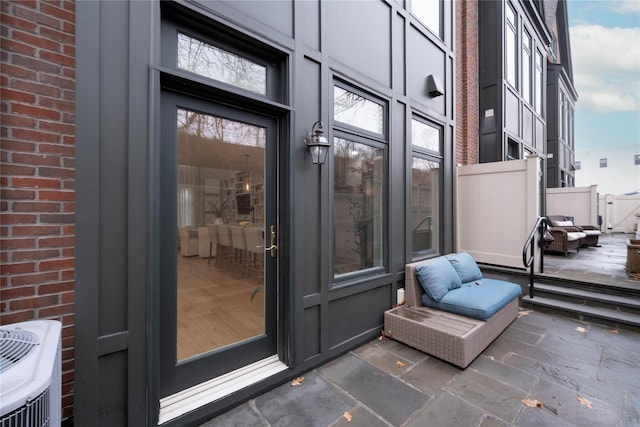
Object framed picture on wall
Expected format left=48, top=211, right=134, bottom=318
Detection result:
left=205, top=178, right=220, bottom=195
left=205, top=195, right=219, bottom=213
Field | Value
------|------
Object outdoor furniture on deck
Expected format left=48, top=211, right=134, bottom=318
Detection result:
left=548, top=215, right=602, bottom=247
left=384, top=253, right=521, bottom=368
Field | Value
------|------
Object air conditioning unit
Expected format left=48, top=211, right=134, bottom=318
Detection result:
left=0, top=320, right=62, bottom=427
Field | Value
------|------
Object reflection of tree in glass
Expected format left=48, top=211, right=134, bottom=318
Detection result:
left=177, top=33, right=266, bottom=96
left=335, top=138, right=381, bottom=269
left=334, top=87, right=383, bottom=134
left=177, top=109, right=265, bottom=148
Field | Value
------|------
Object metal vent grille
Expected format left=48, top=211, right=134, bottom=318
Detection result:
left=0, top=388, right=50, bottom=427
left=0, top=329, right=39, bottom=374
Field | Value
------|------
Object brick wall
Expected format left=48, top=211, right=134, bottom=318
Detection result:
left=456, top=0, right=479, bottom=165
left=1, top=0, right=76, bottom=420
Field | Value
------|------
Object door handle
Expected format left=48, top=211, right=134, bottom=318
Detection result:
left=265, top=225, right=277, bottom=257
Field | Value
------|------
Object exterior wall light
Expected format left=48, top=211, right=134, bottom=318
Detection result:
left=304, top=121, right=331, bottom=165
left=426, top=74, right=444, bottom=97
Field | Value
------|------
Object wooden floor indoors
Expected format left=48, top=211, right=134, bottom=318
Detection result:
left=176, top=253, right=264, bottom=361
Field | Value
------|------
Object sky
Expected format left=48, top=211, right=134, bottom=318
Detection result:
left=567, top=0, right=640, bottom=151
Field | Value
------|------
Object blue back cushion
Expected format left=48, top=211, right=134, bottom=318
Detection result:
left=446, top=252, right=482, bottom=283
left=421, top=279, right=522, bottom=320
left=415, top=257, right=462, bottom=302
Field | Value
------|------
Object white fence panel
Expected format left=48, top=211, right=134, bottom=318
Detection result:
left=547, top=185, right=598, bottom=226
left=457, top=156, right=541, bottom=269
left=600, top=194, right=640, bottom=233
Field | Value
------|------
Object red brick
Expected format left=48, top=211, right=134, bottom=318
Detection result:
left=11, top=78, right=61, bottom=97
left=38, top=190, right=74, bottom=201
left=40, top=2, right=75, bottom=24
left=38, top=142, right=75, bottom=156
left=1, top=237, right=37, bottom=250
left=62, top=202, right=74, bottom=212
left=39, top=97, right=74, bottom=112
left=0, top=63, right=37, bottom=80
left=11, top=103, right=60, bottom=120
left=38, top=166, right=74, bottom=179
left=0, top=189, right=36, bottom=200
left=39, top=50, right=74, bottom=68
left=0, top=164, right=35, bottom=175
left=12, top=225, right=60, bottom=236
left=13, top=29, right=61, bottom=52
left=39, top=257, right=75, bottom=271
left=39, top=26, right=75, bottom=45
left=13, top=177, right=61, bottom=189
left=39, top=302, right=74, bottom=318
left=10, top=294, right=59, bottom=310
left=12, top=4, right=61, bottom=28
left=39, top=121, right=75, bottom=136
left=12, top=249, right=60, bottom=261
left=38, top=236, right=74, bottom=247
left=10, top=55, right=61, bottom=75
left=1, top=88, right=36, bottom=104
left=0, top=213, right=37, bottom=224
left=10, top=271, right=59, bottom=286
left=12, top=202, right=60, bottom=212
left=0, top=311, right=34, bottom=325
left=60, top=270, right=74, bottom=281
left=1, top=261, right=36, bottom=275
left=0, top=138, right=36, bottom=152
left=1, top=286, right=36, bottom=300
left=60, top=291, right=74, bottom=303
left=39, top=73, right=74, bottom=90
left=11, top=153, right=61, bottom=166
left=2, top=39, right=37, bottom=55
left=38, top=280, right=74, bottom=295
left=0, top=14, right=37, bottom=32
left=12, top=128, right=61, bottom=143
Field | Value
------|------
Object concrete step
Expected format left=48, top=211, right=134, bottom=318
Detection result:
left=528, top=283, right=640, bottom=315
left=521, top=295, right=640, bottom=330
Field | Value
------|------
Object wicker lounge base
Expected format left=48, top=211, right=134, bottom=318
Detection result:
left=383, top=255, right=520, bottom=368
left=384, top=299, right=519, bottom=368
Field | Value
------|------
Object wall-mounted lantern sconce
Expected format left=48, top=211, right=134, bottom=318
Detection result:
left=304, top=120, right=331, bottom=165
left=426, top=74, right=444, bottom=97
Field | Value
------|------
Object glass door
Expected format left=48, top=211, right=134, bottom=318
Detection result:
left=159, top=90, right=278, bottom=396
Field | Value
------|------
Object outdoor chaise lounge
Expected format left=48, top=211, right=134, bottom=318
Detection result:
left=547, top=215, right=602, bottom=247
left=384, top=253, right=521, bottom=368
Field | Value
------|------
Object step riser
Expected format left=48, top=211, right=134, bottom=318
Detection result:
left=522, top=302, right=640, bottom=333
left=527, top=290, right=640, bottom=316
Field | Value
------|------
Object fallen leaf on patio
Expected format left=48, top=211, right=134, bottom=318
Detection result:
left=606, top=329, right=620, bottom=335
left=518, top=310, right=533, bottom=317
left=396, top=360, right=406, bottom=368
left=575, top=327, right=587, bottom=334
left=522, top=398, right=544, bottom=408
left=577, top=395, right=593, bottom=409
left=290, top=376, right=304, bottom=387
left=343, top=411, right=353, bottom=422
left=380, top=329, right=392, bottom=340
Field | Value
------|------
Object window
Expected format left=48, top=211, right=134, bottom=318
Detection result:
left=574, top=161, right=581, bottom=170
left=505, top=3, right=517, bottom=88
left=635, top=154, right=640, bottom=165
left=411, top=117, right=442, bottom=258
left=535, top=50, right=543, bottom=114
left=522, top=29, right=531, bottom=104
left=333, top=84, right=387, bottom=279
left=410, top=0, right=441, bottom=38
left=177, top=33, right=267, bottom=95
left=600, top=158, right=607, bottom=168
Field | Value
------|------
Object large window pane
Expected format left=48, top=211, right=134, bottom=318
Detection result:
left=522, top=30, right=531, bottom=104
left=535, top=51, right=543, bottom=114
left=412, top=157, right=439, bottom=256
left=412, top=119, right=441, bottom=153
left=334, top=86, right=384, bottom=135
left=411, top=0, right=441, bottom=38
left=506, top=4, right=517, bottom=88
left=177, top=33, right=267, bottom=95
left=334, top=138, right=384, bottom=276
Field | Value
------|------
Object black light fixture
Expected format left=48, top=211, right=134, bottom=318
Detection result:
left=426, top=74, right=444, bottom=97
left=304, top=121, right=331, bottom=165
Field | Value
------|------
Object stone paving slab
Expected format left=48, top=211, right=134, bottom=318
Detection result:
left=201, top=309, right=640, bottom=427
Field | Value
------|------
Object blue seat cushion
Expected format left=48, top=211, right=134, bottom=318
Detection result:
left=415, top=257, right=462, bottom=302
left=421, top=279, right=522, bottom=320
left=446, top=252, right=482, bottom=283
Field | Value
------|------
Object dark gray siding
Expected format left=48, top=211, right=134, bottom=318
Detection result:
left=75, top=1, right=455, bottom=425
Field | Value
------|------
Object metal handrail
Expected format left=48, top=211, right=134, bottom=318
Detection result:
left=522, top=216, right=546, bottom=298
